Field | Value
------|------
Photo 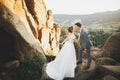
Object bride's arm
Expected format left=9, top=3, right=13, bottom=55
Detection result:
left=61, top=33, right=70, bottom=44
left=74, top=33, right=80, bottom=43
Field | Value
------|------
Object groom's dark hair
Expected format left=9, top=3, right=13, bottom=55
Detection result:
left=75, top=22, right=81, bottom=28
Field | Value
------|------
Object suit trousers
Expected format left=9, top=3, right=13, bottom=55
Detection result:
left=78, top=45, right=91, bottom=67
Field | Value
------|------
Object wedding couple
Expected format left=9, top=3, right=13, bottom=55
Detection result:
left=46, top=22, right=92, bottom=80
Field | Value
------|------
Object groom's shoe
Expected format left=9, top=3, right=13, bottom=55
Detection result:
left=77, top=61, right=82, bottom=65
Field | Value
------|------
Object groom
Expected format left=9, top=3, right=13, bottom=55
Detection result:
left=74, top=22, right=92, bottom=70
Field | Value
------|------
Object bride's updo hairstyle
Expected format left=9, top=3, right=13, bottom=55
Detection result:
left=68, top=26, right=73, bottom=33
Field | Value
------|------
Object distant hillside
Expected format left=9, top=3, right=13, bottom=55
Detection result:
left=54, top=9, right=120, bottom=26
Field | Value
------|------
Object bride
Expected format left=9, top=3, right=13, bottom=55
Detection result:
left=46, top=26, right=80, bottom=80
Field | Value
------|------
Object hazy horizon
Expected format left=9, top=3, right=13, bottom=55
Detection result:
left=53, top=9, right=120, bottom=15
left=44, top=0, right=120, bottom=15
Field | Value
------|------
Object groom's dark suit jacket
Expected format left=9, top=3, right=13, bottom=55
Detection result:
left=80, top=28, right=92, bottom=49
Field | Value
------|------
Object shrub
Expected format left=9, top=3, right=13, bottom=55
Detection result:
left=89, top=30, right=111, bottom=47
left=12, top=55, right=46, bottom=80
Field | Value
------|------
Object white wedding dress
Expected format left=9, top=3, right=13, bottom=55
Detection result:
left=46, top=34, right=76, bottom=80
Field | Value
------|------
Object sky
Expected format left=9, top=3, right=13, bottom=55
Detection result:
left=44, top=0, right=120, bottom=15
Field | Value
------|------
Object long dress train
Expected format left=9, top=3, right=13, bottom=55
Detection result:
left=46, top=34, right=76, bottom=80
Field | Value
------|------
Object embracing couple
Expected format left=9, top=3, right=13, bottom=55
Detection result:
left=46, top=22, right=92, bottom=80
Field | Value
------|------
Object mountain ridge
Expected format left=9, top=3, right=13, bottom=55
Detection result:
left=54, top=9, right=120, bottom=26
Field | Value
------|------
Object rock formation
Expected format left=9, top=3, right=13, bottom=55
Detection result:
left=90, top=32, right=120, bottom=80
left=38, top=23, right=60, bottom=56
left=0, top=0, right=60, bottom=79
left=95, top=57, right=119, bottom=66
left=92, top=32, right=120, bottom=63
left=0, top=0, right=60, bottom=61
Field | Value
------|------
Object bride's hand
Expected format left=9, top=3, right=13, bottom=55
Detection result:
left=77, top=33, right=80, bottom=37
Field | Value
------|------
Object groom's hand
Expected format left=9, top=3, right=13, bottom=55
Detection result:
left=77, top=33, right=80, bottom=36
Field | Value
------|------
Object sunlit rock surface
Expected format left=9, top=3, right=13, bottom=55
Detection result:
left=0, top=0, right=60, bottom=79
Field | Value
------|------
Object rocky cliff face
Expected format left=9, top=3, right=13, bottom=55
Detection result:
left=0, top=0, right=59, bottom=55
left=0, top=0, right=60, bottom=77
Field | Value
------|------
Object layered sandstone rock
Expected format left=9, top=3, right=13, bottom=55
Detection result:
left=92, top=32, right=120, bottom=63
left=0, top=0, right=46, bottom=71
left=95, top=57, right=119, bottom=66
left=0, top=0, right=60, bottom=77
left=38, top=23, right=60, bottom=56
left=0, top=0, right=60, bottom=61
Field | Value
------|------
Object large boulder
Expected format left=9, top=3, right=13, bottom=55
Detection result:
left=0, top=0, right=56, bottom=79
left=0, top=0, right=60, bottom=59
left=94, top=65, right=120, bottom=80
left=73, top=59, right=95, bottom=80
left=0, top=0, right=60, bottom=66
left=102, top=75, right=118, bottom=80
left=0, top=3, right=47, bottom=80
left=95, top=57, right=119, bottom=66
left=92, top=32, right=120, bottom=63
left=0, top=0, right=60, bottom=79
left=0, top=1, right=46, bottom=64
